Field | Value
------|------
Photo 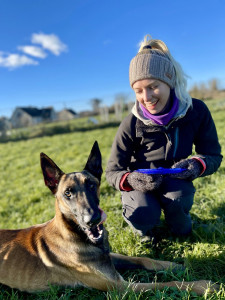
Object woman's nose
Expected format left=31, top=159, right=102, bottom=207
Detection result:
left=143, top=88, right=153, bottom=102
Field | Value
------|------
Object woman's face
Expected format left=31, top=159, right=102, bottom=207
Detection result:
left=133, top=79, right=170, bottom=114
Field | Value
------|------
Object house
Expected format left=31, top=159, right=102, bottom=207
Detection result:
left=11, top=107, right=56, bottom=128
left=0, top=117, right=12, bottom=136
left=57, top=108, right=77, bottom=121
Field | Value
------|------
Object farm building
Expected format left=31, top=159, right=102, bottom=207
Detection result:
left=57, top=108, right=77, bottom=121
left=11, top=107, right=56, bottom=128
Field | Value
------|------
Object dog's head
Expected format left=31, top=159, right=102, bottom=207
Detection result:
left=40, top=141, right=106, bottom=244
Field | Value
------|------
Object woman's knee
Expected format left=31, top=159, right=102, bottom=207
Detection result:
left=161, top=178, right=195, bottom=235
left=123, top=204, right=160, bottom=226
left=161, top=178, right=196, bottom=212
left=164, top=200, right=192, bottom=236
left=121, top=190, right=161, bottom=227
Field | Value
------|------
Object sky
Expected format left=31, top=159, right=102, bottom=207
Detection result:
left=0, top=0, right=225, bottom=118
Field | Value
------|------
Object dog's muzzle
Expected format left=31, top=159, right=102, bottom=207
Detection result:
left=83, top=207, right=107, bottom=244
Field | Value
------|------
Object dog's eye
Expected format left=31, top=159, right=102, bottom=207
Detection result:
left=64, top=190, right=72, bottom=198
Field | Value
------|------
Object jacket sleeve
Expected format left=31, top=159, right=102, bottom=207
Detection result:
left=193, top=100, right=223, bottom=177
left=105, top=114, right=136, bottom=190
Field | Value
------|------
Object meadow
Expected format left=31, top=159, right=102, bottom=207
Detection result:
left=0, top=99, right=225, bottom=299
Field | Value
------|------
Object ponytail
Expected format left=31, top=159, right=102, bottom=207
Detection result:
left=138, top=35, right=191, bottom=103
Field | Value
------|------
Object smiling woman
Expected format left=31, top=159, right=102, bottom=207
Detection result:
left=132, top=79, right=171, bottom=115
left=106, top=34, right=223, bottom=243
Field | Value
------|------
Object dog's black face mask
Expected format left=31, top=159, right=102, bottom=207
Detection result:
left=40, top=141, right=106, bottom=244
left=57, top=170, right=106, bottom=244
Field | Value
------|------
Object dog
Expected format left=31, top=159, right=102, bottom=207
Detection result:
left=0, top=141, right=217, bottom=295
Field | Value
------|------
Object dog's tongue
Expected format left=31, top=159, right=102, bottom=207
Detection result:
left=98, top=207, right=107, bottom=224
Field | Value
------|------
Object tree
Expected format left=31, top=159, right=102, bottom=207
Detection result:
left=90, top=98, right=102, bottom=113
left=114, top=93, right=128, bottom=121
left=189, top=78, right=221, bottom=100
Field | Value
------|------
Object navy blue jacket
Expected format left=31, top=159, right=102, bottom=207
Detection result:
left=106, top=98, right=222, bottom=190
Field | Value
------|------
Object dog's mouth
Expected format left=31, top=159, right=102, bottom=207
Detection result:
left=83, top=208, right=107, bottom=244
left=84, top=223, right=104, bottom=244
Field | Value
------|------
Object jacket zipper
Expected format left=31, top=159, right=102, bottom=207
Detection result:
left=173, top=127, right=179, bottom=158
left=165, top=127, right=179, bottom=160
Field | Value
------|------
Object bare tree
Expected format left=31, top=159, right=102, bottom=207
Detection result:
left=100, top=106, right=109, bottom=122
left=90, top=98, right=102, bottom=114
left=199, top=83, right=208, bottom=100
left=189, top=84, right=202, bottom=99
left=209, top=79, right=219, bottom=92
left=114, top=93, right=127, bottom=121
left=189, top=78, right=222, bottom=101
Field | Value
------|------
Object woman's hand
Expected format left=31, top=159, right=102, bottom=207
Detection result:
left=170, top=159, right=203, bottom=181
left=127, top=172, right=163, bottom=192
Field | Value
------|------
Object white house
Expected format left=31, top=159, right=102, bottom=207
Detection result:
left=11, top=107, right=56, bottom=128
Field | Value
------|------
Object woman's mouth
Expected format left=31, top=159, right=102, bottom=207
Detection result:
left=145, top=99, right=159, bottom=109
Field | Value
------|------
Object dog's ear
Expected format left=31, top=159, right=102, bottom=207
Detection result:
left=40, top=153, right=64, bottom=194
left=84, top=141, right=103, bottom=182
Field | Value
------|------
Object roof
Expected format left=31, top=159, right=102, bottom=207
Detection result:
left=61, top=108, right=77, bottom=115
left=19, top=107, right=54, bottom=118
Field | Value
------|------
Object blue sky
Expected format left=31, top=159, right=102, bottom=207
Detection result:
left=0, top=0, right=225, bottom=117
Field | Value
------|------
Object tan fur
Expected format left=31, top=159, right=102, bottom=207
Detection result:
left=0, top=143, right=218, bottom=295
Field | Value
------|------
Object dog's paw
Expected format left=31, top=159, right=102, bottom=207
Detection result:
left=186, top=280, right=219, bottom=295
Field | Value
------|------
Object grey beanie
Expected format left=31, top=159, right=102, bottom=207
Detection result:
left=129, top=48, right=176, bottom=88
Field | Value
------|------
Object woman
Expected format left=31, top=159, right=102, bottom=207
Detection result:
left=106, top=35, right=222, bottom=240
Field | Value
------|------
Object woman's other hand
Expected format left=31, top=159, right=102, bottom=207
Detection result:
left=170, top=159, right=203, bottom=181
left=127, top=172, right=163, bottom=192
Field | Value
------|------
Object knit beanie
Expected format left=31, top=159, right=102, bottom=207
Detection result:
left=129, top=47, right=176, bottom=88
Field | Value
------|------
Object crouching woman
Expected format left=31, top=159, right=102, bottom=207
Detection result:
left=106, top=35, right=222, bottom=240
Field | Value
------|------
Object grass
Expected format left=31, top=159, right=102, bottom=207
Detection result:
left=0, top=99, right=224, bottom=299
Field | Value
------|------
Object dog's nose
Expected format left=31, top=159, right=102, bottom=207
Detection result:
left=84, top=211, right=101, bottom=227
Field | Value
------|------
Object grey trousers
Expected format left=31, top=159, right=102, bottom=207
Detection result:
left=121, top=177, right=195, bottom=236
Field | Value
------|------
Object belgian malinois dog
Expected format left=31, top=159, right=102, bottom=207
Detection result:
left=0, top=142, right=217, bottom=295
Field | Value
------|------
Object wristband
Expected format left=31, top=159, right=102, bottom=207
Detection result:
left=191, top=156, right=206, bottom=176
left=119, top=173, right=133, bottom=191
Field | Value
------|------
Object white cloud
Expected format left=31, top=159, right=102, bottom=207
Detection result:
left=0, top=32, right=67, bottom=70
left=0, top=53, right=38, bottom=69
left=31, top=33, right=68, bottom=56
left=18, top=45, right=47, bottom=58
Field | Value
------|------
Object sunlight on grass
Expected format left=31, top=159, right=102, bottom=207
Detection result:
left=0, top=102, right=224, bottom=299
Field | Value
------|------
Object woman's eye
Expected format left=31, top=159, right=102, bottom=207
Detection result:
left=64, top=190, right=72, bottom=198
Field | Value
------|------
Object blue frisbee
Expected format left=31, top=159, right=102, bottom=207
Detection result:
left=136, top=167, right=187, bottom=175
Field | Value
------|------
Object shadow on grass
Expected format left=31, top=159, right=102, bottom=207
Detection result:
left=211, top=200, right=225, bottom=218
left=0, top=283, right=107, bottom=300
left=186, top=251, right=225, bottom=282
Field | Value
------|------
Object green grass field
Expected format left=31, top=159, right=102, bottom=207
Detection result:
left=0, top=100, right=225, bottom=299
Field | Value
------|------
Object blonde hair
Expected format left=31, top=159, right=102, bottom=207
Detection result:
left=138, top=35, right=191, bottom=103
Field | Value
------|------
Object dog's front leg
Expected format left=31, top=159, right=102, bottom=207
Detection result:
left=75, top=270, right=126, bottom=292
left=81, top=273, right=218, bottom=296
left=110, top=253, right=183, bottom=272
left=129, top=280, right=219, bottom=296
left=109, top=254, right=219, bottom=295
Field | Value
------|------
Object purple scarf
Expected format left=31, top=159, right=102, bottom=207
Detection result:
left=140, top=91, right=179, bottom=125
